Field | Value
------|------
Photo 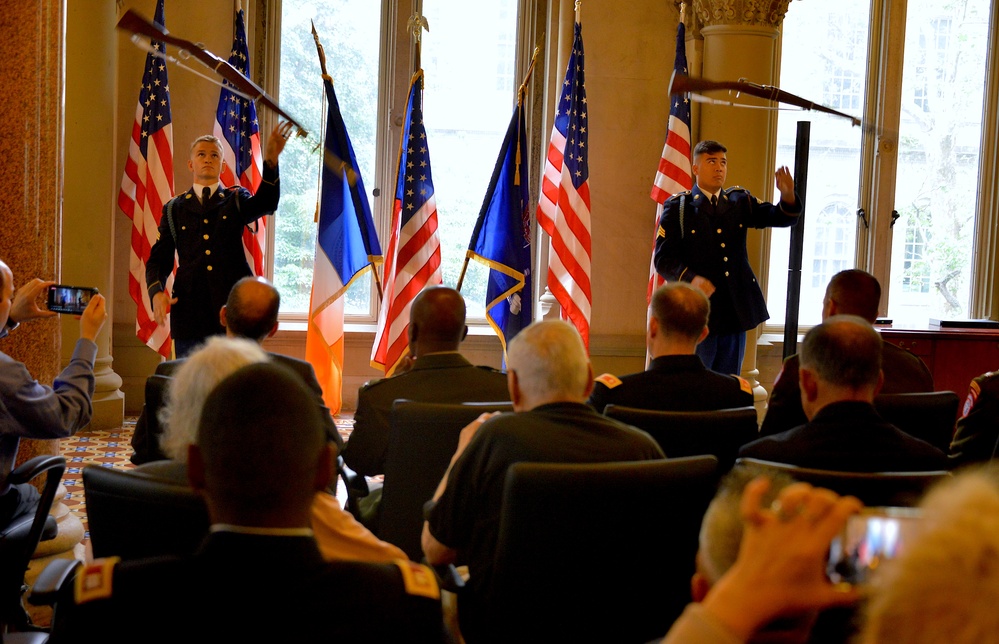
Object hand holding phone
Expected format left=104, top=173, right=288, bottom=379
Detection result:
left=47, top=285, right=99, bottom=316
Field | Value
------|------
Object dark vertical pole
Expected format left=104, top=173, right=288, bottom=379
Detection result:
left=783, top=121, right=810, bottom=358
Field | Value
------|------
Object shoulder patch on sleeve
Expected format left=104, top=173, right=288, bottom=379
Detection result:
left=736, top=376, right=753, bottom=395
left=962, top=379, right=983, bottom=418
left=393, top=560, right=440, bottom=600
left=74, top=557, right=121, bottom=604
left=594, top=373, right=622, bottom=389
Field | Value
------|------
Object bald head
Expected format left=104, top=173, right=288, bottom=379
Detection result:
left=801, top=315, right=883, bottom=390
left=824, top=270, right=881, bottom=323
left=649, top=283, right=710, bottom=355
left=408, top=286, right=467, bottom=355
left=223, top=277, right=280, bottom=342
left=192, top=362, right=329, bottom=526
left=507, top=320, right=591, bottom=409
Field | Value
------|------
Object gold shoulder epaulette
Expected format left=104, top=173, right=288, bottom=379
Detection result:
left=74, top=557, right=121, bottom=604
left=393, top=560, right=440, bottom=600
left=595, top=373, right=622, bottom=389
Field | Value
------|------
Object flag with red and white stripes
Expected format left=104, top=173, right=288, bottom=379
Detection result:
left=213, top=7, right=265, bottom=276
left=117, top=0, right=174, bottom=358
left=648, top=23, right=693, bottom=304
left=537, top=20, right=591, bottom=349
left=371, top=70, right=442, bottom=375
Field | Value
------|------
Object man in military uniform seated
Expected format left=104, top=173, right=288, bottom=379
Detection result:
left=588, top=282, right=753, bottom=413
left=130, top=276, right=340, bottom=465
left=654, top=139, right=801, bottom=376
left=761, top=270, right=933, bottom=437
left=342, top=286, right=509, bottom=477
left=56, top=362, right=444, bottom=642
left=422, top=320, right=664, bottom=643
left=739, top=316, right=947, bottom=472
left=948, top=370, right=999, bottom=466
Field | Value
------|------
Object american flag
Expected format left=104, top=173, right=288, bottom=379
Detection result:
left=306, top=69, right=382, bottom=414
left=213, top=7, right=265, bottom=276
left=117, top=0, right=174, bottom=358
left=537, top=21, right=591, bottom=349
left=371, top=70, right=442, bottom=374
left=648, top=23, right=693, bottom=303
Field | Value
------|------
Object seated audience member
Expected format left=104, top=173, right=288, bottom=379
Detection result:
left=131, top=276, right=340, bottom=464
left=861, top=467, right=999, bottom=644
left=588, top=282, right=753, bottom=413
left=761, top=270, right=933, bottom=436
left=661, top=477, right=862, bottom=643
left=342, top=286, right=509, bottom=477
left=0, top=259, right=107, bottom=526
left=57, top=363, right=443, bottom=642
left=139, top=337, right=405, bottom=563
left=739, top=315, right=947, bottom=471
left=422, top=320, right=665, bottom=643
left=948, top=370, right=999, bottom=467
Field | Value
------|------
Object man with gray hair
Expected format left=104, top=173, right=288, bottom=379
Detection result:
left=739, top=315, right=946, bottom=471
left=422, top=320, right=664, bottom=642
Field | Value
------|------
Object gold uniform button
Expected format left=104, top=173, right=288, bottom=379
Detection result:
left=203, top=219, right=209, bottom=224
left=716, top=228, right=722, bottom=233
left=725, top=271, right=730, bottom=277
left=690, top=229, right=696, bottom=234
left=205, top=250, right=211, bottom=255
left=203, top=234, right=209, bottom=240
left=720, top=243, right=726, bottom=248
left=207, top=265, right=213, bottom=271
left=223, top=216, right=227, bottom=220
left=181, top=226, right=186, bottom=230
left=723, top=257, right=728, bottom=262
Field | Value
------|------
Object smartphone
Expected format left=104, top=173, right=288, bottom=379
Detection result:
left=46, top=285, right=98, bottom=315
left=827, top=507, right=922, bottom=585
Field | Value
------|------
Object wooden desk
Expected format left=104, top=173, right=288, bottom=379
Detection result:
left=877, top=326, right=999, bottom=397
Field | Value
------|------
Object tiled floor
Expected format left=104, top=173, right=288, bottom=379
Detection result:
left=61, top=415, right=355, bottom=549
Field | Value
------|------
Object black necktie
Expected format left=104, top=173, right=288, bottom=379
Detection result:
left=202, top=187, right=211, bottom=206
left=711, top=194, right=718, bottom=207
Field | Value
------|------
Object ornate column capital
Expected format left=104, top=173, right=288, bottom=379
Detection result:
left=692, top=0, right=792, bottom=29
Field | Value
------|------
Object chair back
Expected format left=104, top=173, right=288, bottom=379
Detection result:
left=83, top=465, right=210, bottom=560
left=874, top=391, right=959, bottom=452
left=604, top=405, right=758, bottom=472
left=378, top=400, right=513, bottom=560
left=0, top=454, right=65, bottom=631
left=486, top=456, right=718, bottom=642
left=130, top=374, right=172, bottom=465
left=735, top=458, right=950, bottom=506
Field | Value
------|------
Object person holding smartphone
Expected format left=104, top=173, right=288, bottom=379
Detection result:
left=0, top=259, right=107, bottom=526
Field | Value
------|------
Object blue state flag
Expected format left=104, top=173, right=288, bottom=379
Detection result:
left=466, top=99, right=533, bottom=361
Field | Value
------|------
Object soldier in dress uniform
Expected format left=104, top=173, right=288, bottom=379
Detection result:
left=654, top=140, right=801, bottom=375
left=588, top=282, right=753, bottom=413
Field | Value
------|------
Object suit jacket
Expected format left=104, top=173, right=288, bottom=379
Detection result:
left=760, top=342, right=934, bottom=437
left=587, top=354, right=753, bottom=413
left=949, top=370, right=999, bottom=466
left=342, top=353, right=509, bottom=477
left=654, top=184, right=800, bottom=336
left=130, top=351, right=341, bottom=465
left=145, top=163, right=279, bottom=342
left=54, top=531, right=445, bottom=643
left=739, top=400, right=948, bottom=472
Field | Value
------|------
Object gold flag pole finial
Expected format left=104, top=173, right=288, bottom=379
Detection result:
left=518, top=46, right=541, bottom=106
left=407, top=13, right=430, bottom=73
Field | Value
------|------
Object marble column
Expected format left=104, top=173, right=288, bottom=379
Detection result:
left=63, top=0, right=124, bottom=429
left=691, top=0, right=793, bottom=413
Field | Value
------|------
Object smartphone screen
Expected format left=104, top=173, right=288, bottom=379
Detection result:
left=827, top=507, right=922, bottom=585
left=47, top=285, right=98, bottom=315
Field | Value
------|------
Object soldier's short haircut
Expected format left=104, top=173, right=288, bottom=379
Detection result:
left=693, top=140, right=727, bottom=158
left=190, top=135, right=224, bottom=155
left=825, top=269, right=881, bottom=323
left=800, top=315, right=882, bottom=389
left=650, top=282, right=710, bottom=340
